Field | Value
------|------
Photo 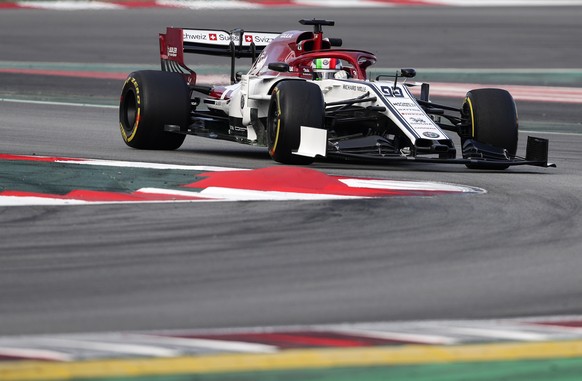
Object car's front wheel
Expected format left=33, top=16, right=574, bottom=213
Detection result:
left=462, top=88, right=518, bottom=169
left=119, top=70, right=189, bottom=150
left=267, top=80, right=325, bottom=165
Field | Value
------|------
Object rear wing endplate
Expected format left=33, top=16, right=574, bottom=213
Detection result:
left=159, top=27, right=281, bottom=84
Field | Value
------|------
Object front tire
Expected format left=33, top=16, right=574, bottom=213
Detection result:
left=267, top=81, right=325, bottom=165
left=119, top=70, right=189, bottom=150
left=462, top=88, right=518, bottom=169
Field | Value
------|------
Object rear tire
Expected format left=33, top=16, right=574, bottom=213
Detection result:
left=462, top=88, right=518, bottom=169
left=267, top=81, right=325, bottom=165
left=119, top=70, right=189, bottom=150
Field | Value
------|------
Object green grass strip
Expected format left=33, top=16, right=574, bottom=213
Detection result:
left=76, top=358, right=582, bottom=381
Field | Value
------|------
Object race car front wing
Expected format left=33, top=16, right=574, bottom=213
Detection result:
left=326, top=135, right=555, bottom=168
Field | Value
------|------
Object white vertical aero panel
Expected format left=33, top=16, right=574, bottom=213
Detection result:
left=246, top=125, right=258, bottom=141
left=240, top=75, right=251, bottom=125
left=294, top=126, right=328, bottom=157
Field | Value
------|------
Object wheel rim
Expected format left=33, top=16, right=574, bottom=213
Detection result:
left=121, top=89, right=137, bottom=135
left=268, top=95, right=281, bottom=156
left=465, top=96, right=476, bottom=139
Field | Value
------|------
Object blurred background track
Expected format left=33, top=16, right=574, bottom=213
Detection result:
left=0, top=5, right=581, bottom=380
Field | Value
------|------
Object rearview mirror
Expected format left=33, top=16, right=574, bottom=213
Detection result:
left=268, top=62, right=290, bottom=72
left=400, top=68, right=416, bottom=78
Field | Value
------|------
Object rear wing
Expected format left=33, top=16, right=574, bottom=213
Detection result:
left=159, top=27, right=281, bottom=84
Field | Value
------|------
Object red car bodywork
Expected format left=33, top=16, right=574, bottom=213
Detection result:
left=159, top=27, right=377, bottom=90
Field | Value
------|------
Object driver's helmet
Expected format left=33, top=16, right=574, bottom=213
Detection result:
left=312, top=58, right=343, bottom=79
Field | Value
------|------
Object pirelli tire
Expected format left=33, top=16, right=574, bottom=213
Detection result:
left=462, top=88, right=519, bottom=170
left=119, top=70, right=189, bottom=150
left=267, top=80, right=325, bottom=165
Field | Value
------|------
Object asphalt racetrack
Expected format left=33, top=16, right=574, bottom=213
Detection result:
left=1, top=6, right=582, bottom=336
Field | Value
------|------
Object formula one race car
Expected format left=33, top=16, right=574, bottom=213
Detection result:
left=119, top=19, right=554, bottom=169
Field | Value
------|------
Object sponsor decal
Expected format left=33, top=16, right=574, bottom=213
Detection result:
left=183, top=31, right=210, bottom=41
left=167, top=46, right=178, bottom=57
left=380, top=86, right=404, bottom=98
left=392, top=101, right=416, bottom=107
left=182, top=30, right=278, bottom=46
left=250, top=33, right=278, bottom=45
left=409, top=117, right=431, bottom=125
left=414, top=125, right=441, bottom=130
left=399, top=111, right=426, bottom=116
left=183, top=30, right=231, bottom=45
left=342, top=84, right=368, bottom=92
left=423, top=132, right=441, bottom=138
